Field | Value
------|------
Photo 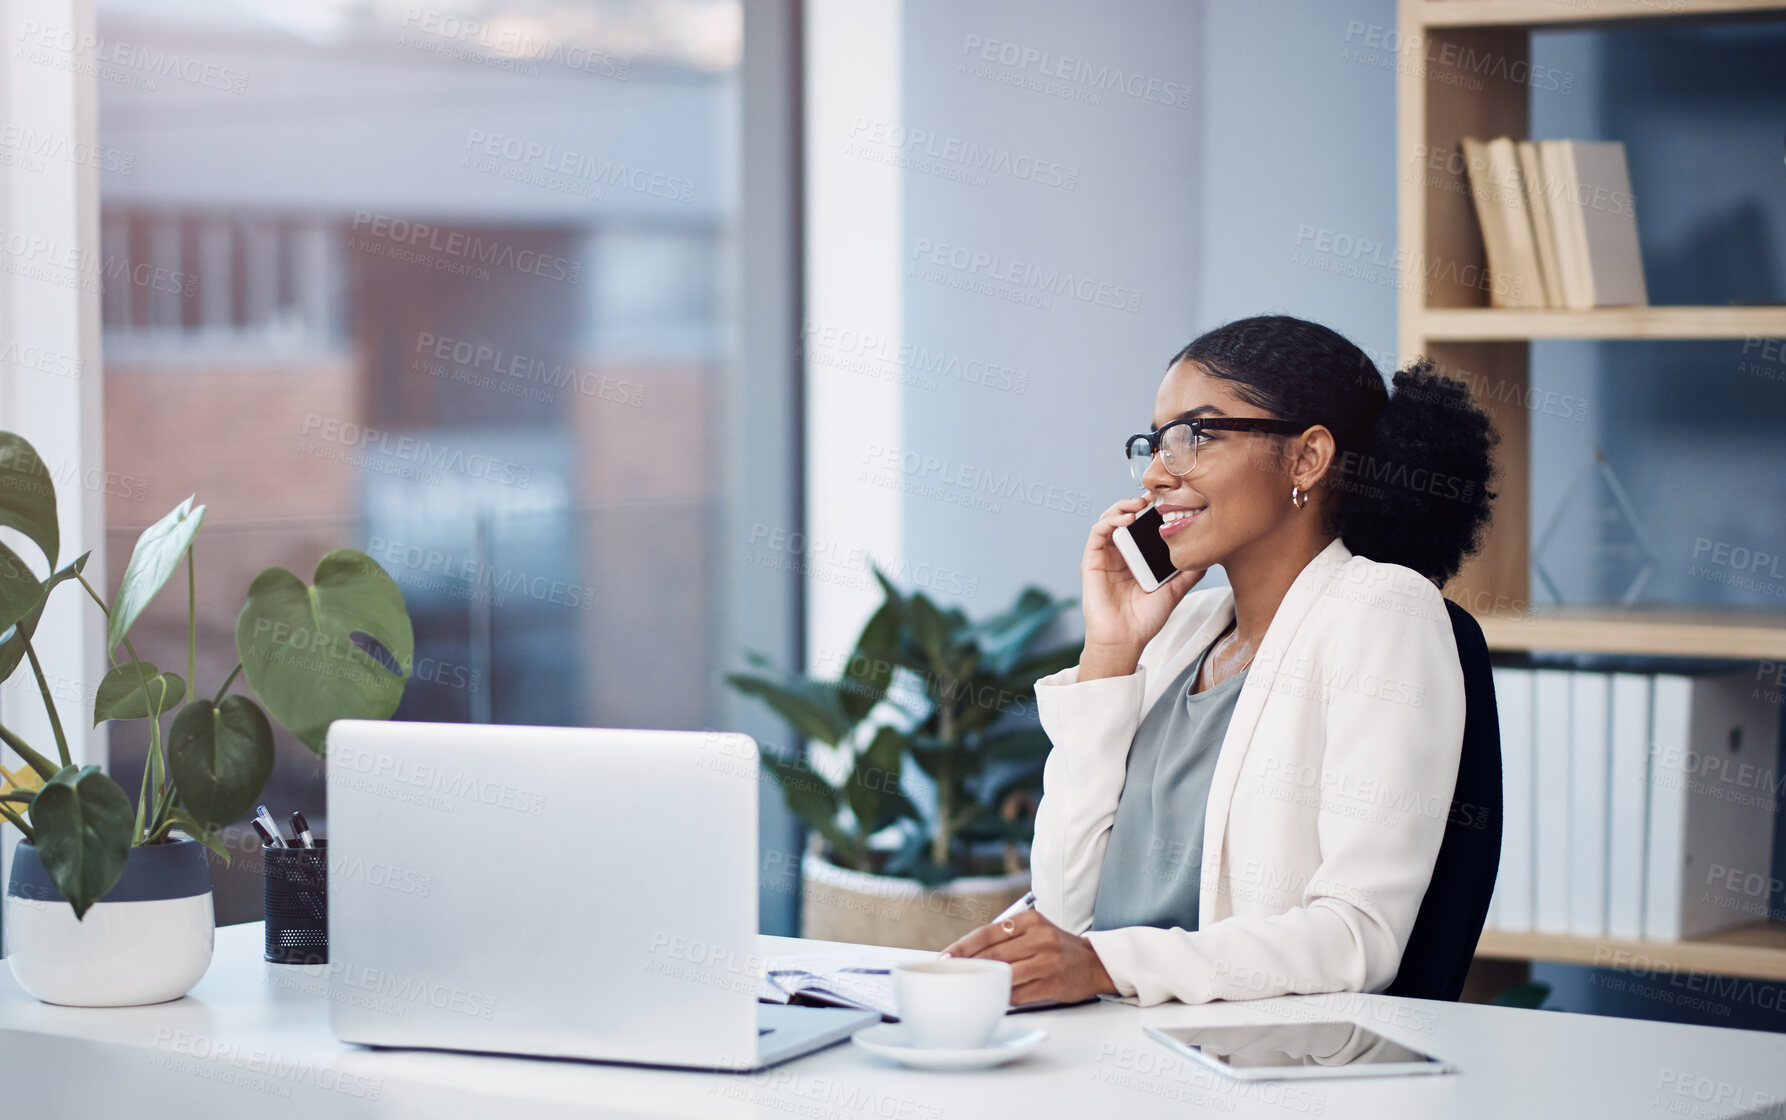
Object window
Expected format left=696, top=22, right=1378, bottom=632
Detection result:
left=101, top=211, right=345, bottom=356
left=86, top=0, right=786, bottom=924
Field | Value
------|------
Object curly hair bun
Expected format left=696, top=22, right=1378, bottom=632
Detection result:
left=1173, top=316, right=1499, bottom=587
left=1338, top=360, right=1499, bottom=586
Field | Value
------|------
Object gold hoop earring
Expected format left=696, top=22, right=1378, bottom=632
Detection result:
left=1290, top=485, right=1309, bottom=510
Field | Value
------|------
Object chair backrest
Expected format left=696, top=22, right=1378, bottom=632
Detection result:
left=1381, top=597, right=1503, bottom=1001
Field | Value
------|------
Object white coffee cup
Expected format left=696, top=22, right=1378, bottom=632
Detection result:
left=892, top=958, right=1012, bottom=1049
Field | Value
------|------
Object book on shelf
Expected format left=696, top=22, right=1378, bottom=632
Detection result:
left=1605, top=673, right=1651, bottom=941
left=1460, top=137, right=1647, bottom=310
left=1643, top=673, right=1779, bottom=942
left=1488, top=667, right=1779, bottom=947
left=1532, top=669, right=1574, bottom=935
left=1488, top=667, right=1536, bottom=932
left=1568, top=671, right=1611, bottom=938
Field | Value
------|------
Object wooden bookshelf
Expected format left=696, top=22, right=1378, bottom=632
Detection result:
left=1477, top=922, right=1786, bottom=982
left=1417, top=0, right=1786, bottom=29
left=1419, top=305, right=1786, bottom=341
left=1398, top=0, right=1786, bottom=986
left=1469, top=608, right=1786, bottom=658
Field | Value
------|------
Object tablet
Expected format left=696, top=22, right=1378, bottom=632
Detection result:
left=1144, top=1021, right=1455, bottom=1081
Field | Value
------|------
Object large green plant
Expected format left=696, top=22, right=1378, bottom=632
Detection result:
left=0, top=432, right=414, bottom=918
left=727, top=571, right=1080, bottom=884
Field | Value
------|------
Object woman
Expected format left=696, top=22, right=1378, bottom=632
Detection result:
left=943, top=314, right=1497, bottom=1006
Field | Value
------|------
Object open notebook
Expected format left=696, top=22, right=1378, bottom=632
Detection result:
left=758, top=945, right=1087, bottom=1020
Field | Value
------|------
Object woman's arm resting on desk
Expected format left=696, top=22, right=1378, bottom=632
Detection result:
left=940, top=909, right=1117, bottom=1005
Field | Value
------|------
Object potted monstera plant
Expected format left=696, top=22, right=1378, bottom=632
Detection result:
left=0, top=432, right=412, bottom=1006
left=727, top=571, right=1080, bottom=950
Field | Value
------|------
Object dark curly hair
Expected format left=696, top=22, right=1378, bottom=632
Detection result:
left=1169, top=315, right=1498, bottom=587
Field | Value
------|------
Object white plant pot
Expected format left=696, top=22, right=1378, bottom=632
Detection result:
left=5, top=837, right=215, bottom=1007
left=800, top=852, right=1030, bottom=951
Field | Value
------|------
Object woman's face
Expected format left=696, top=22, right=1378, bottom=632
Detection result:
left=1143, top=360, right=1304, bottom=572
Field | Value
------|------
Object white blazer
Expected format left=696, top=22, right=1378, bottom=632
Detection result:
left=1030, top=536, right=1466, bottom=1005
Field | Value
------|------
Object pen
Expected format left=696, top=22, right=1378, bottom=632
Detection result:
left=250, top=816, right=284, bottom=848
left=289, top=811, right=315, bottom=849
left=991, top=890, right=1035, bottom=926
left=255, top=805, right=288, bottom=848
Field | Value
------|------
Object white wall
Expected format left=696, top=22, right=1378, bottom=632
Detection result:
left=806, top=0, right=1402, bottom=646
left=0, top=0, right=111, bottom=950
left=893, top=0, right=1205, bottom=620
left=804, top=0, right=906, bottom=666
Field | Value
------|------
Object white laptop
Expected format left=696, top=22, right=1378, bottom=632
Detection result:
left=325, top=721, right=877, bottom=1069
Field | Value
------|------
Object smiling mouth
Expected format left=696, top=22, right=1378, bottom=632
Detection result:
left=1157, top=508, right=1204, bottom=537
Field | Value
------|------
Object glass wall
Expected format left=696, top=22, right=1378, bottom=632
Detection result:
left=92, top=0, right=757, bottom=921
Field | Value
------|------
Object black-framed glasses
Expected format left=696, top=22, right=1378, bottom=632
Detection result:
left=1124, top=417, right=1310, bottom=485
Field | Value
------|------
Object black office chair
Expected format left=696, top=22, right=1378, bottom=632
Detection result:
left=1381, top=597, right=1503, bottom=1002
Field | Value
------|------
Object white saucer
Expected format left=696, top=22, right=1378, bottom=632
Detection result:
left=851, top=1022, right=1047, bottom=1070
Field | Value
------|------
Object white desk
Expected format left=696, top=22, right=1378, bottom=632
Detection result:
left=4, top=922, right=1784, bottom=1119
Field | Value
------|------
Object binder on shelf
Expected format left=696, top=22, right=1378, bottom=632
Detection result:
left=1567, top=672, right=1610, bottom=938
left=1491, top=667, right=1536, bottom=932
left=1532, top=669, right=1573, bottom=936
left=1606, top=673, right=1651, bottom=941
left=1642, top=673, right=1780, bottom=942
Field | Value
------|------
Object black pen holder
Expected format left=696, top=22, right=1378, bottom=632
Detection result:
left=263, top=839, right=328, bottom=965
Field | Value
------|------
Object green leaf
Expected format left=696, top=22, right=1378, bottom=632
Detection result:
left=906, top=736, right=953, bottom=782
left=93, top=662, right=187, bottom=725
left=0, top=432, right=60, bottom=569
left=908, top=593, right=952, bottom=674
left=857, top=575, right=906, bottom=657
left=0, top=553, right=89, bottom=682
left=999, top=643, right=1084, bottom=694
left=725, top=668, right=853, bottom=747
left=868, top=564, right=904, bottom=610
left=0, top=725, right=60, bottom=782
left=974, top=726, right=1053, bottom=764
left=972, top=587, right=1073, bottom=676
left=168, top=695, right=275, bottom=830
left=845, top=726, right=919, bottom=837
left=0, top=542, right=44, bottom=635
left=162, top=808, right=231, bottom=865
left=235, top=549, right=413, bottom=754
left=109, top=497, right=205, bottom=652
left=949, top=682, right=1006, bottom=738
left=837, top=603, right=904, bottom=723
left=28, top=764, right=133, bottom=919
left=835, top=657, right=887, bottom=723
left=759, top=750, right=862, bottom=869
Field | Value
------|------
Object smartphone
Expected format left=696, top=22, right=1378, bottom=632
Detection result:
left=1144, top=1022, right=1455, bottom=1082
left=1112, top=504, right=1178, bottom=592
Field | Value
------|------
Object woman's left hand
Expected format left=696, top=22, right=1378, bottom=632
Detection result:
left=939, top=908, right=1118, bottom=1005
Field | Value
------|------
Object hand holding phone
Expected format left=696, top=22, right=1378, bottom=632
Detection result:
left=1112, top=504, right=1178, bottom=592
left=1079, top=498, right=1205, bottom=675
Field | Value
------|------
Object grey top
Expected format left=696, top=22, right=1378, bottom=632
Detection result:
left=1089, top=643, right=1248, bottom=933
